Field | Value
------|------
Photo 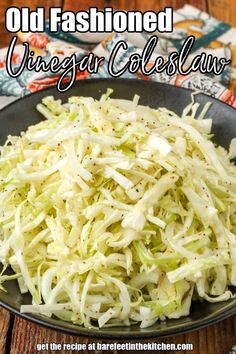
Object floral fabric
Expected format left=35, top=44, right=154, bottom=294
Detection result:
left=0, top=5, right=236, bottom=109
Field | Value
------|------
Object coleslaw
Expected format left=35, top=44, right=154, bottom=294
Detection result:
left=0, top=90, right=236, bottom=328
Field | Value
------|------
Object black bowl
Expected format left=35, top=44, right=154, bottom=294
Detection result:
left=0, top=79, right=236, bottom=339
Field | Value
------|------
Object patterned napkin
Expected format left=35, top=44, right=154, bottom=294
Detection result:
left=0, top=4, right=236, bottom=109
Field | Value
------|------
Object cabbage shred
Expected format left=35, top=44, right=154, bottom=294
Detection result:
left=0, top=91, right=236, bottom=328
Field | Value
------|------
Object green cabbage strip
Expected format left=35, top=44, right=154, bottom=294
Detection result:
left=0, top=92, right=236, bottom=329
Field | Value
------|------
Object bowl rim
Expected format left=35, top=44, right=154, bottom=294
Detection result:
left=1, top=296, right=236, bottom=339
left=0, top=78, right=236, bottom=114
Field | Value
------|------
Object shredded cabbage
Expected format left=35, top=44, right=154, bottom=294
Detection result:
left=0, top=91, right=236, bottom=329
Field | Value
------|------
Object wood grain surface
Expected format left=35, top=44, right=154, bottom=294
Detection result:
left=0, top=308, right=12, bottom=354
left=3, top=313, right=236, bottom=354
left=1, top=0, right=235, bottom=48
left=0, top=1, right=236, bottom=353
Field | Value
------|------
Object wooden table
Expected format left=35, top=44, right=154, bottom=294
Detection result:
left=1, top=0, right=236, bottom=48
left=0, top=1, right=236, bottom=353
left=1, top=307, right=236, bottom=354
